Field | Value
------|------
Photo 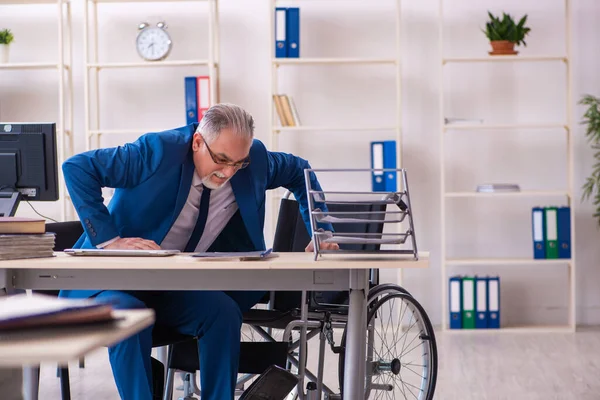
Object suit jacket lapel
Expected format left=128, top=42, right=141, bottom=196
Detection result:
left=231, top=169, right=263, bottom=250
left=170, top=150, right=195, bottom=227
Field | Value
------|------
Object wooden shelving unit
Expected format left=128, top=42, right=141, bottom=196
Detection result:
left=267, top=1, right=404, bottom=280
left=0, top=0, right=74, bottom=221
left=439, top=0, right=575, bottom=333
left=83, top=0, right=220, bottom=151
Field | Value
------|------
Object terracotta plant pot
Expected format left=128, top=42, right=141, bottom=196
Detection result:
left=489, top=40, right=518, bottom=56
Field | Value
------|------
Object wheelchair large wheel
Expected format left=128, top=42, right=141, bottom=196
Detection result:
left=338, top=291, right=437, bottom=399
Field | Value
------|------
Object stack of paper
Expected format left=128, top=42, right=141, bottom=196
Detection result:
left=0, top=233, right=55, bottom=261
left=0, top=217, right=55, bottom=261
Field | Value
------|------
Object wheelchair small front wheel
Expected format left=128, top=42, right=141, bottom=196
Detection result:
left=338, top=292, right=437, bottom=400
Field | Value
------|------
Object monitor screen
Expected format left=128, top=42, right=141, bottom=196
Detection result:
left=0, top=123, right=59, bottom=215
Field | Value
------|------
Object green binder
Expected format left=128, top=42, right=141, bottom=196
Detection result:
left=461, top=276, right=476, bottom=329
left=545, top=206, right=558, bottom=259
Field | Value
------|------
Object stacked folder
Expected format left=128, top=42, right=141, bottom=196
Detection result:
left=531, top=206, right=571, bottom=259
left=184, top=76, right=211, bottom=125
left=449, top=275, right=500, bottom=329
left=275, top=7, right=300, bottom=58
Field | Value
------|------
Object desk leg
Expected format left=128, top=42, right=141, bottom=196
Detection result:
left=22, top=366, right=38, bottom=400
left=343, top=269, right=368, bottom=400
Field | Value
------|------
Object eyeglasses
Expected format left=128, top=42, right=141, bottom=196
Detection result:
left=200, top=135, right=250, bottom=169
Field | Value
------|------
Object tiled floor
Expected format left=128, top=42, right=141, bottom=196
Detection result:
left=37, top=327, right=600, bottom=399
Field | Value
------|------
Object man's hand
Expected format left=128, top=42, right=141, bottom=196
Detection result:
left=305, top=240, right=339, bottom=252
left=104, top=237, right=161, bottom=250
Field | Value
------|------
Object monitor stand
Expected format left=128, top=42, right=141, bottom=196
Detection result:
left=0, top=192, right=21, bottom=217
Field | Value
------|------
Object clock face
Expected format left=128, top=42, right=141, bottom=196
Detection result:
left=136, top=27, right=172, bottom=61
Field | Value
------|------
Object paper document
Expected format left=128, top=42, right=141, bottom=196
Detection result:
left=192, top=248, right=276, bottom=260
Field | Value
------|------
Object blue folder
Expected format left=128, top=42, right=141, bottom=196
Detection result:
left=475, top=276, right=488, bottom=329
left=487, top=276, right=500, bottom=329
left=557, top=206, right=571, bottom=259
left=449, top=276, right=462, bottom=329
left=275, top=8, right=288, bottom=58
left=370, top=141, right=397, bottom=192
left=184, top=77, right=198, bottom=125
left=531, top=207, right=546, bottom=259
left=286, top=7, right=300, bottom=58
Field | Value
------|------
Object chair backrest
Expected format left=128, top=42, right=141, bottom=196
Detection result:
left=271, top=197, right=386, bottom=312
left=45, top=221, right=84, bottom=251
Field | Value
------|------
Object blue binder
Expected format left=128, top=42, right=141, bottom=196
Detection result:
left=531, top=207, right=546, bottom=259
left=475, top=276, right=488, bottom=329
left=184, top=77, right=198, bottom=125
left=449, top=276, right=462, bottom=329
left=275, top=8, right=288, bottom=58
left=487, top=276, right=500, bottom=329
left=286, top=7, right=300, bottom=58
left=370, top=141, right=397, bottom=192
left=557, top=206, right=571, bottom=259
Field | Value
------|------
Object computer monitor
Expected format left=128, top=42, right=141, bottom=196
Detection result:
left=0, top=123, right=59, bottom=217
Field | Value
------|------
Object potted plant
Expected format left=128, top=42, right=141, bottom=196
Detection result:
left=580, top=94, right=600, bottom=226
left=483, top=11, right=530, bottom=55
left=0, top=29, right=14, bottom=63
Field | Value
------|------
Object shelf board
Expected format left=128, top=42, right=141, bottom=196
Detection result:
left=0, top=63, right=66, bottom=70
left=0, top=0, right=69, bottom=4
left=444, top=123, right=568, bottom=131
left=91, top=0, right=206, bottom=2
left=87, top=60, right=211, bottom=69
left=274, top=126, right=398, bottom=132
left=273, top=57, right=397, bottom=66
left=446, top=258, right=571, bottom=266
left=443, top=325, right=574, bottom=333
left=445, top=190, right=570, bottom=198
left=88, top=129, right=151, bottom=136
left=443, top=55, right=567, bottom=64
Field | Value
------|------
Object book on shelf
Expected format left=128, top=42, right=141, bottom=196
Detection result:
left=273, top=94, right=301, bottom=127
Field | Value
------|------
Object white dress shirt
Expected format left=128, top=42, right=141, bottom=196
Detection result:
left=160, top=172, right=238, bottom=252
left=98, top=172, right=238, bottom=251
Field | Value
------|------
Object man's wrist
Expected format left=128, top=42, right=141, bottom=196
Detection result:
left=96, top=236, right=120, bottom=248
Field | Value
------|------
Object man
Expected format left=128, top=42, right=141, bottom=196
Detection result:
left=59, top=103, right=338, bottom=400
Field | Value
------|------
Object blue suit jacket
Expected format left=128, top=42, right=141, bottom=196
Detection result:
left=60, top=123, right=331, bottom=299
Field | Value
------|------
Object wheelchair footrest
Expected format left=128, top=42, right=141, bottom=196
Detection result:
left=239, top=365, right=298, bottom=400
left=239, top=342, right=289, bottom=375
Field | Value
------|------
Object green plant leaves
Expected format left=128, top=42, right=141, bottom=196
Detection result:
left=579, top=94, right=600, bottom=227
left=483, top=11, right=530, bottom=46
left=0, top=29, right=14, bottom=45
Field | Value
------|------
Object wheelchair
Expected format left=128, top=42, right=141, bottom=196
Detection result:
left=234, top=194, right=438, bottom=399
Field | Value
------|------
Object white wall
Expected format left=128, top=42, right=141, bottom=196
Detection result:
left=2, top=0, right=600, bottom=327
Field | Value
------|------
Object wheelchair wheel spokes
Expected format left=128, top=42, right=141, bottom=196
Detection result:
left=338, top=290, right=437, bottom=400
left=367, top=293, right=437, bottom=400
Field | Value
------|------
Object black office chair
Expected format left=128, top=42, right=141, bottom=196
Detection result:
left=40, top=221, right=193, bottom=400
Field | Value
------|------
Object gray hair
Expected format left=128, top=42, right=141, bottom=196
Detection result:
left=197, top=103, right=255, bottom=143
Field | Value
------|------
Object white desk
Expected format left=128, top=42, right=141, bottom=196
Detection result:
left=0, top=252, right=428, bottom=400
left=0, top=309, right=155, bottom=367
left=0, top=309, right=155, bottom=400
